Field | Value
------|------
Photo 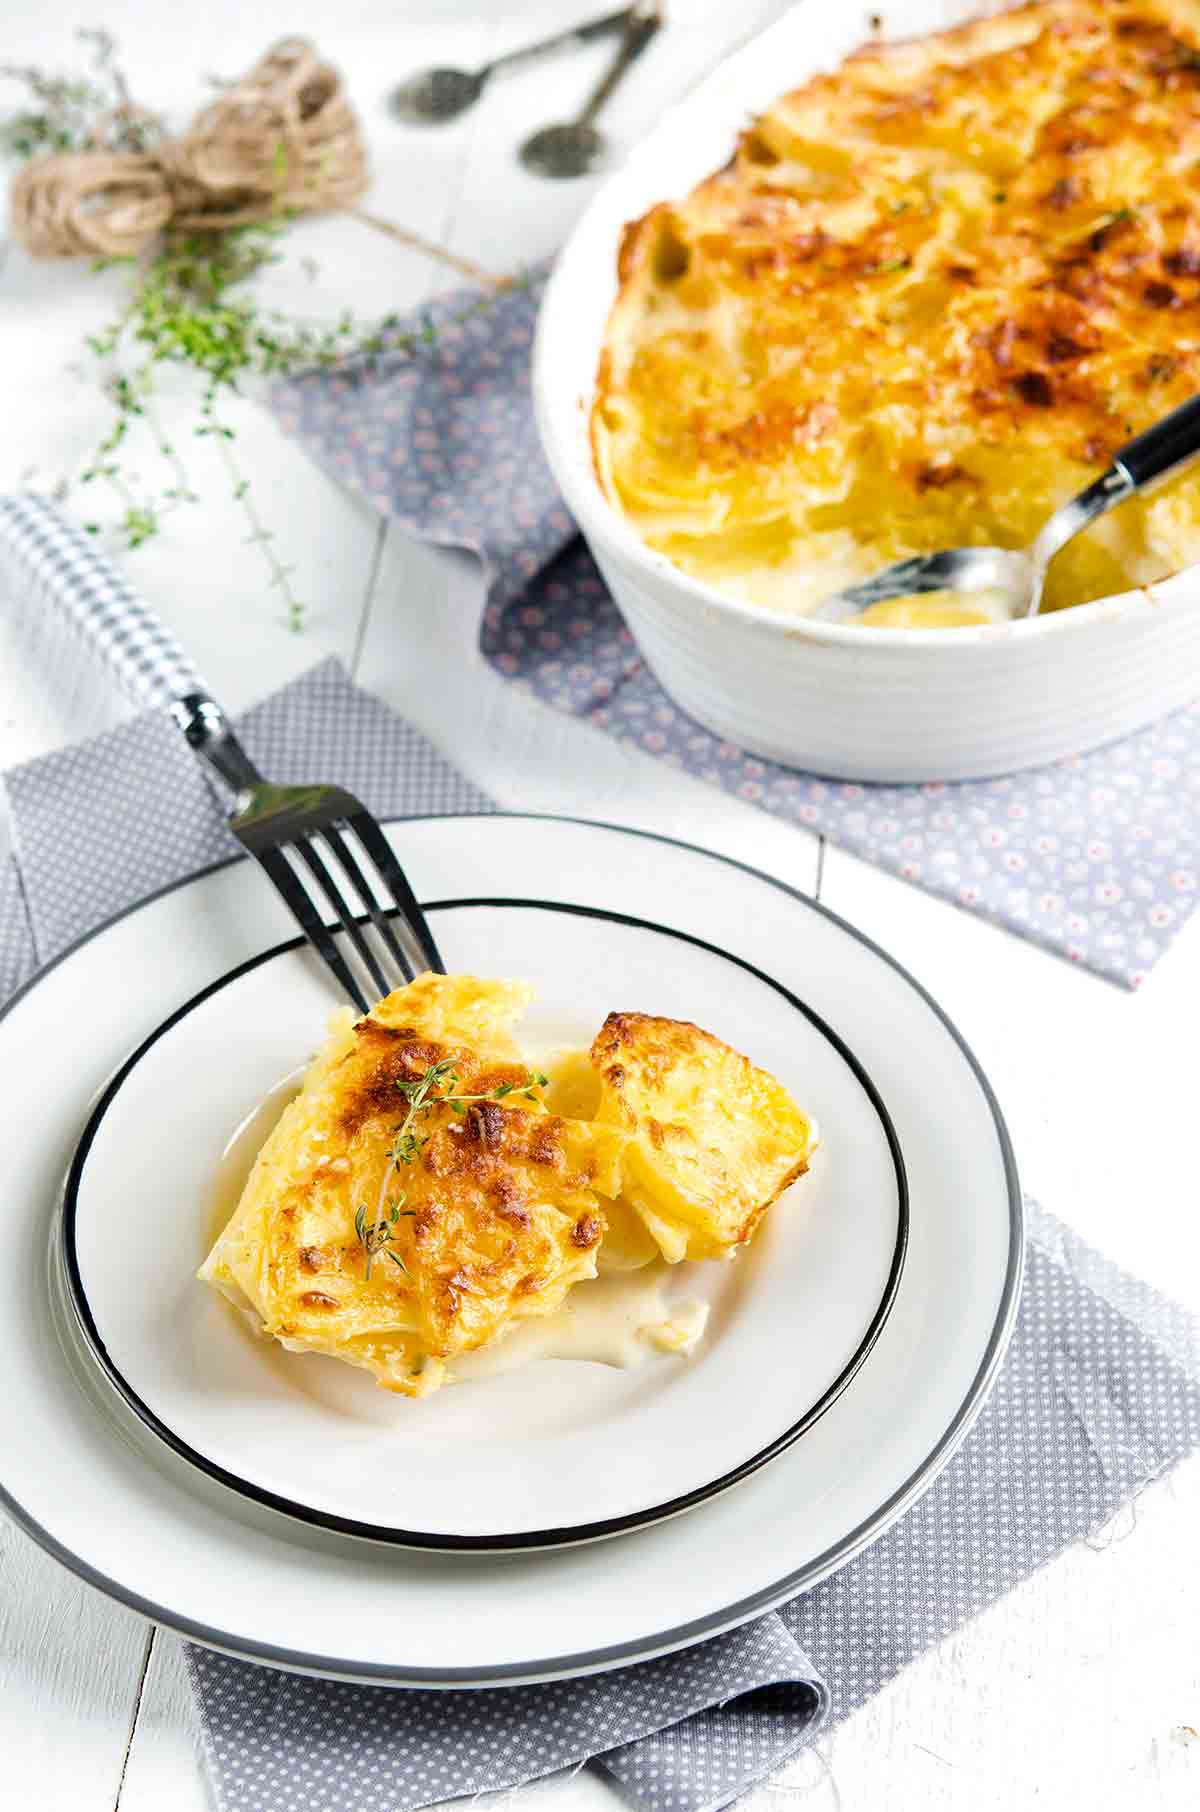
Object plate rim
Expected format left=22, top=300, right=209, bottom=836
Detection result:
left=0, top=812, right=1023, bottom=1685
left=60, top=893, right=910, bottom=1552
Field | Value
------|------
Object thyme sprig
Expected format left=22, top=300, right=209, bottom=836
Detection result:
left=0, top=30, right=520, bottom=630
left=77, top=221, right=410, bottom=628
left=0, top=27, right=161, bottom=161
left=355, top=1060, right=549, bottom=1279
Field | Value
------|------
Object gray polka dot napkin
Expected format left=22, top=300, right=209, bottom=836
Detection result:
left=0, top=622, right=1197, bottom=1812
left=268, top=270, right=1200, bottom=990
left=0, top=657, right=488, bottom=986
left=183, top=1205, right=1200, bottom=1812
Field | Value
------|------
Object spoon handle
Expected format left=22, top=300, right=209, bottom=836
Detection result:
left=488, top=4, right=636, bottom=76
left=1029, top=391, right=1200, bottom=598
left=577, top=6, right=662, bottom=125
left=1114, top=392, right=1200, bottom=491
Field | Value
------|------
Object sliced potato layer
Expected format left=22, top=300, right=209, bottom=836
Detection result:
left=590, top=1011, right=817, bottom=1262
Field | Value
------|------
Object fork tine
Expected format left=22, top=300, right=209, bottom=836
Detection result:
left=255, top=846, right=370, bottom=1015
left=321, top=823, right=415, bottom=988
left=291, top=836, right=393, bottom=1003
left=343, top=810, right=446, bottom=975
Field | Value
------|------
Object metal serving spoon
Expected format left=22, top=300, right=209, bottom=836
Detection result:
left=815, top=393, right=1200, bottom=624
left=389, top=5, right=635, bottom=124
left=520, top=3, right=662, bottom=179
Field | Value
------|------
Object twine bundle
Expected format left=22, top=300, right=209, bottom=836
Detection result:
left=10, top=38, right=369, bottom=258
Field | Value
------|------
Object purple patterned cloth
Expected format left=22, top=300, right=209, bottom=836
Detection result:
left=268, top=272, right=1200, bottom=988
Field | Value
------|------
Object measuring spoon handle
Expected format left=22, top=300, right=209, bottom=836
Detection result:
left=488, top=4, right=636, bottom=76
left=577, top=6, right=662, bottom=125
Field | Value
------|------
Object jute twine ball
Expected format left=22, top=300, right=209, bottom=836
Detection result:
left=8, top=37, right=368, bottom=258
left=11, top=150, right=172, bottom=257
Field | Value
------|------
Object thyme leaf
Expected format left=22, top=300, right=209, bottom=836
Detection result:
left=354, top=1062, right=549, bottom=1275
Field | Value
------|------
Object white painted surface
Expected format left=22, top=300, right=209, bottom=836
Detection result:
left=0, top=2, right=1196, bottom=1809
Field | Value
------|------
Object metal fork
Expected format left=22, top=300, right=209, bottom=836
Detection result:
left=1, top=496, right=444, bottom=1013
left=172, top=694, right=443, bottom=1011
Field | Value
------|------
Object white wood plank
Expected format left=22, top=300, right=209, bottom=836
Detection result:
left=116, top=1634, right=209, bottom=1812
left=357, top=0, right=819, bottom=889
left=0, top=2, right=492, bottom=762
left=355, top=521, right=821, bottom=891
left=0, top=1515, right=151, bottom=1812
left=808, top=845, right=1200, bottom=1809
left=817, top=843, right=1200, bottom=1306
left=440, top=0, right=793, bottom=275
left=760, top=1463, right=1200, bottom=1812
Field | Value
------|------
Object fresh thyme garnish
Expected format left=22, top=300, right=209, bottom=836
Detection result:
left=354, top=1199, right=404, bottom=1273
left=74, top=220, right=412, bottom=628
left=0, top=28, right=161, bottom=161
left=355, top=1061, right=549, bottom=1278
left=0, top=29, right=522, bottom=629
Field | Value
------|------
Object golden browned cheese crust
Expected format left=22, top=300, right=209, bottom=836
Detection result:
left=593, top=0, right=1200, bottom=615
left=590, top=1011, right=817, bottom=1262
left=200, top=976, right=626, bottom=1396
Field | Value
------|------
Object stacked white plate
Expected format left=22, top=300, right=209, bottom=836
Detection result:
left=1, top=816, right=1021, bottom=1684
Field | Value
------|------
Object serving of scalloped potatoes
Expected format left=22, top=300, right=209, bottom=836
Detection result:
left=591, top=1012, right=818, bottom=1264
left=200, top=974, right=816, bottom=1396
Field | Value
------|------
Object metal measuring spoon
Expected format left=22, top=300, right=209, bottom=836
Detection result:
left=520, top=4, right=662, bottom=179
left=813, top=393, right=1200, bottom=624
left=389, top=5, right=635, bottom=125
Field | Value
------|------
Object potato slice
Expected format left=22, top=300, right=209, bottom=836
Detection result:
left=201, top=975, right=626, bottom=1396
left=590, top=1011, right=816, bottom=1262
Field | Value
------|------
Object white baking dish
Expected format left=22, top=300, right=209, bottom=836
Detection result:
left=533, top=0, right=1200, bottom=783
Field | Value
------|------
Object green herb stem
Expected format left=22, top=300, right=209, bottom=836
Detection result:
left=356, top=1063, right=549, bottom=1278
left=1, top=33, right=514, bottom=627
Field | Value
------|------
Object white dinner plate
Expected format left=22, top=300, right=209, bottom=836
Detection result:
left=0, top=816, right=1021, bottom=1684
left=61, top=899, right=907, bottom=1549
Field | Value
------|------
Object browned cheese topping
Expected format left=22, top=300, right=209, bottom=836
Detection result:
left=593, top=1, right=1200, bottom=615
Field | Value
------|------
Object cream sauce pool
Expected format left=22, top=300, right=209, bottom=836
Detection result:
left=854, top=586, right=1013, bottom=627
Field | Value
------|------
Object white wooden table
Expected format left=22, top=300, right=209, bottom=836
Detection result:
left=2, top=4, right=1198, bottom=1808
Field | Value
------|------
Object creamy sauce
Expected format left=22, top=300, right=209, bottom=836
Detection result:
left=204, top=1069, right=302, bottom=1250
left=450, top=1268, right=708, bottom=1382
left=654, top=553, right=1015, bottom=626
left=205, top=1063, right=710, bottom=1394
left=855, top=587, right=1012, bottom=628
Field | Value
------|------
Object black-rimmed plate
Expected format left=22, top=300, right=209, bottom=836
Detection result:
left=62, top=897, right=907, bottom=1550
left=2, top=815, right=1020, bottom=1684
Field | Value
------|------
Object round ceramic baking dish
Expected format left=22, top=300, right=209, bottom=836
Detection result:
left=533, top=0, right=1200, bottom=783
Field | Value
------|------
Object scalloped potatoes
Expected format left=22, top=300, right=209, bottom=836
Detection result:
left=201, top=976, right=816, bottom=1395
left=593, top=0, right=1200, bottom=619
left=590, top=1012, right=818, bottom=1263
left=201, top=977, right=627, bottom=1397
